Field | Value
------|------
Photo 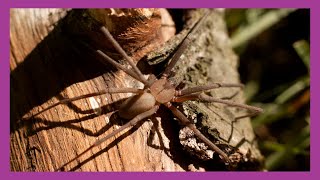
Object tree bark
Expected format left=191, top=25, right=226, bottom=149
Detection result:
left=10, top=8, right=263, bottom=172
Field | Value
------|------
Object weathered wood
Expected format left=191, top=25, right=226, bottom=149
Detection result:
left=168, top=9, right=264, bottom=170
left=10, top=8, right=263, bottom=172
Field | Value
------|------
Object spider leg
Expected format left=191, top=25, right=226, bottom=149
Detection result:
left=220, top=90, right=240, bottom=100
left=173, top=93, right=263, bottom=113
left=25, top=88, right=144, bottom=120
left=100, top=27, right=150, bottom=86
left=164, top=102, right=230, bottom=163
left=176, top=83, right=244, bottom=96
left=161, top=10, right=211, bottom=79
left=73, top=39, right=144, bottom=83
left=96, top=50, right=143, bottom=82
left=55, top=105, right=159, bottom=171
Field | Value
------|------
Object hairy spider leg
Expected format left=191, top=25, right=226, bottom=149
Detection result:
left=176, top=83, right=244, bottom=96
left=74, top=38, right=145, bottom=84
left=164, top=102, right=230, bottom=163
left=25, top=88, right=144, bottom=120
left=173, top=93, right=263, bottom=113
left=161, top=10, right=211, bottom=79
left=96, top=50, right=143, bottom=82
left=99, top=26, right=150, bottom=86
left=55, top=105, right=159, bottom=171
left=168, top=92, right=262, bottom=163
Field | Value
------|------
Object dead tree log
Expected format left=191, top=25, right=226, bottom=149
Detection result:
left=10, top=8, right=263, bottom=172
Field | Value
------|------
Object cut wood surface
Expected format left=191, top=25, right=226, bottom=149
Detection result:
left=10, top=8, right=263, bottom=172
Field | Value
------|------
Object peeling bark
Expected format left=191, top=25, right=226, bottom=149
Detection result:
left=10, top=8, right=263, bottom=172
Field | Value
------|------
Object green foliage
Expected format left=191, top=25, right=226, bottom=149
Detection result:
left=225, top=9, right=310, bottom=171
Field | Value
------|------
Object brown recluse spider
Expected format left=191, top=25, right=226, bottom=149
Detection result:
left=27, top=10, right=263, bottom=171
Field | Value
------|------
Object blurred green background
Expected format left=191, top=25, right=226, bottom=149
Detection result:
left=225, top=9, right=310, bottom=171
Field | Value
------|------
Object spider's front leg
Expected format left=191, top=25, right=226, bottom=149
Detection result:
left=175, top=83, right=244, bottom=96
left=173, top=93, right=263, bottom=116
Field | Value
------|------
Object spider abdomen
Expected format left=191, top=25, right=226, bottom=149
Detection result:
left=118, top=92, right=156, bottom=119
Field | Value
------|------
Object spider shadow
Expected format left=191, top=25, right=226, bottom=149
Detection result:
left=10, top=9, right=120, bottom=134
left=183, top=90, right=262, bottom=170
left=66, top=119, right=146, bottom=171
left=49, top=104, right=196, bottom=171
left=191, top=107, right=262, bottom=170
left=24, top=98, right=127, bottom=137
left=210, top=91, right=258, bottom=146
left=146, top=107, right=193, bottom=171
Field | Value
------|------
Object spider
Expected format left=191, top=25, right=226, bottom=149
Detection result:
left=27, top=10, right=262, bottom=171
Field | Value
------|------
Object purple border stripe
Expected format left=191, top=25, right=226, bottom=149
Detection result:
left=310, top=8, right=317, bottom=174
left=1, top=4, right=10, bottom=174
left=8, top=0, right=312, bottom=8
left=1, top=0, right=318, bottom=180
